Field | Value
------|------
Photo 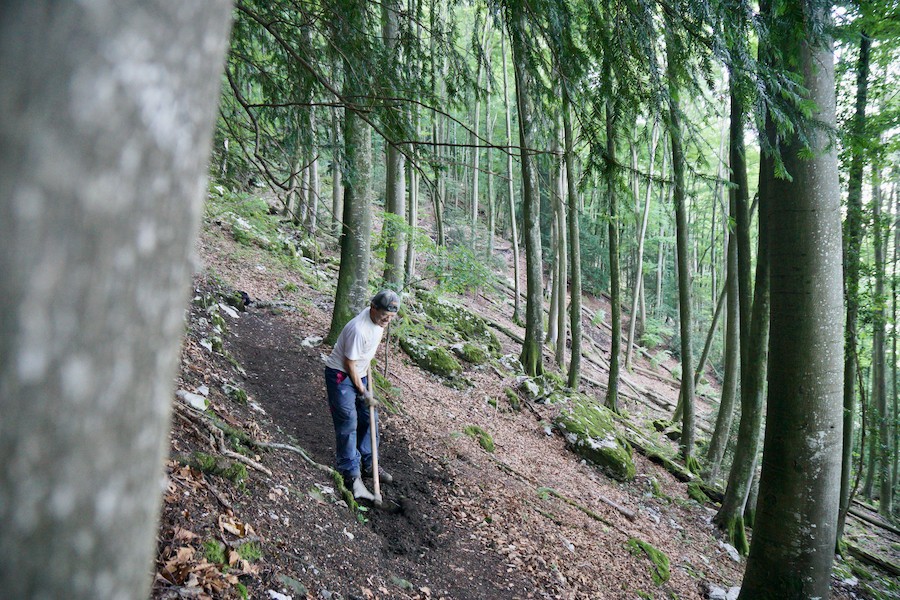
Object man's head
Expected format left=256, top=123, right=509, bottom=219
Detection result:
left=370, top=290, right=400, bottom=326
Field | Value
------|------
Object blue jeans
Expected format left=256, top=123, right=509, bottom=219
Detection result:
left=324, top=367, right=378, bottom=479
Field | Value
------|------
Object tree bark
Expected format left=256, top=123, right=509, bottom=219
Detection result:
left=0, top=2, right=232, bottom=597
left=555, top=125, right=568, bottom=369
left=508, top=0, right=543, bottom=376
left=739, top=5, right=843, bottom=595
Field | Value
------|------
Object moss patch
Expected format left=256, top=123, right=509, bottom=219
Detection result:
left=554, top=396, right=635, bottom=482
left=504, top=387, right=522, bottom=412
left=687, top=481, right=711, bottom=504
left=453, top=342, right=489, bottom=365
left=464, top=425, right=495, bottom=453
left=627, top=538, right=670, bottom=585
left=418, top=292, right=501, bottom=353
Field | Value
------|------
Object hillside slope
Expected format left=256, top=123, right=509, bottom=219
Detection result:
left=150, top=191, right=892, bottom=599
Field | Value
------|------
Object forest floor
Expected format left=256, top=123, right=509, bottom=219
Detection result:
left=151, top=190, right=900, bottom=600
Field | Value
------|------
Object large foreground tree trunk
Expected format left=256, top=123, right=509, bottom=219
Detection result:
left=739, top=3, right=843, bottom=595
left=501, top=29, right=522, bottom=324
left=0, top=2, right=232, bottom=597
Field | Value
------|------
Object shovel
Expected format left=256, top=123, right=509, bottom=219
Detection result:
left=366, top=367, right=403, bottom=514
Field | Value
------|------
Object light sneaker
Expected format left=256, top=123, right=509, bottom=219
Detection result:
left=362, top=466, right=394, bottom=484
left=351, top=477, right=374, bottom=501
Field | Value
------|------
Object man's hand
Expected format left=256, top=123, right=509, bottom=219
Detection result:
left=358, top=389, right=378, bottom=408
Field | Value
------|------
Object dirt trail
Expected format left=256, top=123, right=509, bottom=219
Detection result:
left=227, top=307, right=543, bottom=599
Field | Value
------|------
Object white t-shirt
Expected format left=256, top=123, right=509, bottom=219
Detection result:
left=325, top=307, right=384, bottom=376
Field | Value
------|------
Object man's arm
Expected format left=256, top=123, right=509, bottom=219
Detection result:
left=343, top=356, right=367, bottom=396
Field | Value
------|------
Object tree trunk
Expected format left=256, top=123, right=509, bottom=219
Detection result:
left=331, top=90, right=344, bottom=236
left=382, top=0, right=404, bottom=287
left=555, top=148, right=568, bottom=369
left=625, top=119, right=659, bottom=370
left=665, top=30, right=695, bottom=464
left=838, top=29, right=870, bottom=539
left=0, top=3, right=232, bottom=597
left=739, top=6, right=843, bottom=596
left=893, top=186, right=899, bottom=511
left=605, top=57, right=622, bottom=412
left=306, top=108, right=320, bottom=234
left=563, top=94, right=583, bottom=388
left=873, top=164, right=893, bottom=516
left=715, top=77, right=769, bottom=556
left=509, top=0, right=543, bottom=376
left=706, top=192, right=740, bottom=482
left=501, top=28, right=522, bottom=324
left=326, top=23, right=374, bottom=344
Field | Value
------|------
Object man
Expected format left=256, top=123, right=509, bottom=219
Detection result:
left=324, top=290, right=400, bottom=500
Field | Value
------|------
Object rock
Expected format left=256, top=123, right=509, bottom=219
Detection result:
left=718, top=540, right=742, bottom=562
left=705, top=584, right=728, bottom=600
left=398, top=335, right=462, bottom=378
left=450, top=342, right=489, bottom=365
left=554, top=396, right=635, bottom=482
left=176, top=389, right=208, bottom=411
left=199, top=339, right=213, bottom=352
left=196, top=385, right=209, bottom=396
left=301, top=335, right=323, bottom=347
left=277, top=574, right=308, bottom=597
left=266, top=591, right=292, bottom=600
left=218, top=302, right=240, bottom=319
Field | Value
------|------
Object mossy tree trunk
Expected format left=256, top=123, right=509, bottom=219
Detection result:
left=739, top=3, right=843, bottom=595
left=508, top=0, right=543, bottom=376
left=0, top=2, right=232, bottom=596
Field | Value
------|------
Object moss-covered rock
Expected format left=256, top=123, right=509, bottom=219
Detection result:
left=419, top=292, right=501, bottom=353
left=627, top=538, right=670, bottom=585
left=399, top=335, right=462, bottom=377
left=555, top=397, right=636, bottom=482
left=452, top=342, right=489, bottom=365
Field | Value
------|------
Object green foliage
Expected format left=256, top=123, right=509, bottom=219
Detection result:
left=641, top=317, right=676, bottom=351
left=464, top=425, right=495, bottom=452
left=627, top=538, right=671, bottom=585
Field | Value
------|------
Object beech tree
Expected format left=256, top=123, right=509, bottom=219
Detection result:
left=0, top=2, right=232, bottom=597
left=739, top=0, right=844, bottom=595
